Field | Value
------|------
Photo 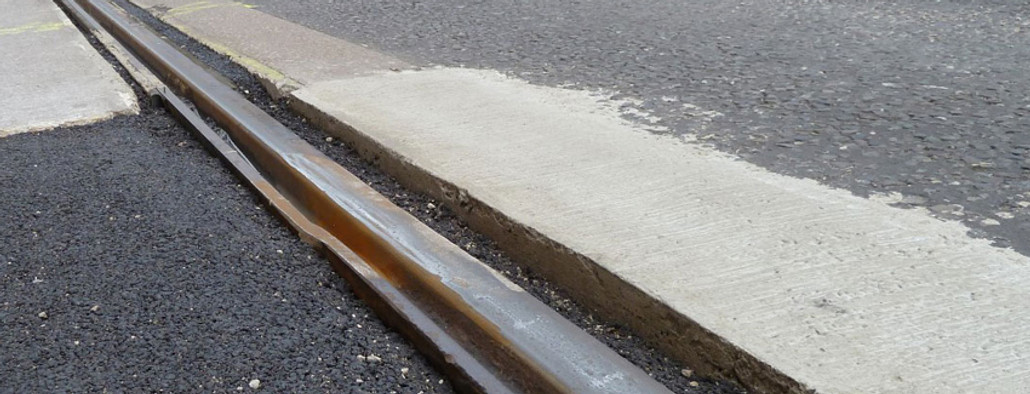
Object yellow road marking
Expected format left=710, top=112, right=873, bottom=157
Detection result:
left=167, top=21, right=295, bottom=88
left=0, top=21, right=69, bottom=36
left=165, top=1, right=256, bottom=17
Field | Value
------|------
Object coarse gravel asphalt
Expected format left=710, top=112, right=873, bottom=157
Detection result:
left=243, top=0, right=1030, bottom=256
left=0, top=110, right=450, bottom=393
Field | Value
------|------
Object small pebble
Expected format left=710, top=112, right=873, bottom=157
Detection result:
left=981, top=219, right=1001, bottom=226
left=357, top=355, right=366, bottom=362
left=899, top=195, right=928, bottom=205
left=248, top=379, right=261, bottom=389
left=427, top=203, right=436, bottom=210
left=38, top=312, right=48, bottom=319
left=681, top=369, right=693, bottom=377
left=90, top=305, right=100, bottom=312
left=930, top=204, right=964, bottom=216
left=996, top=212, right=1015, bottom=219
left=366, top=354, right=383, bottom=363
left=689, top=381, right=700, bottom=387
left=401, top=367, right=410, bottom=376
left=325, top=137, right=334, bottom=143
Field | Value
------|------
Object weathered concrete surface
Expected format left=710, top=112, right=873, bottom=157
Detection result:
left=120, top=1, right=1030, bottom=392
left=293, top=69, right=1030, bottom=393
left=0, top=0, right=136, bottom=137
left=129, top=0, right=406, bottom=94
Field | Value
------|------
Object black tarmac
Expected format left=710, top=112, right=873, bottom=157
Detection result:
left=0, top=109, right=451, bottom=392
left=247, top=0, right=1030, bottom=256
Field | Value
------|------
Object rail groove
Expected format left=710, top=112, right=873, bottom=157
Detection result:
left=57, top=0, right=673, bottom=392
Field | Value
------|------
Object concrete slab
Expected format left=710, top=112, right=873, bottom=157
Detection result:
left=0, top=0, right=136, bottom=137
left=122, top=1, right=1030, bottom=392
left=130, top=0, right=406, bottom=94
left=293, top=69, right=1030, bottom=393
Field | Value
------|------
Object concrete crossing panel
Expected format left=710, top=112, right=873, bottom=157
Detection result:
left=0, top=0, right=136, bottom=136
left=294, top=68, right=1030, bottom=393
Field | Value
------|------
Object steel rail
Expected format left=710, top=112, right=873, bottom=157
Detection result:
left=59, top=0, right=673, bottom=392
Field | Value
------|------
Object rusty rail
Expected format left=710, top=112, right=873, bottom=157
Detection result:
left=58, top=0, right=673, bottom=392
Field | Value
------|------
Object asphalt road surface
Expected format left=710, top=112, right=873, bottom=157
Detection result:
left=247, top=0, right=1030, bottom=256
left=0, top=108, right=450, bottom=393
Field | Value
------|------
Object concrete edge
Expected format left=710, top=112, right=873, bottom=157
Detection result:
left=110, top=0, right=299, bottom=97
left=178, top=30, right=301, bottom=99
left=0, top=9, right=139, bottom=137
left=61, top=0, right=162, bottom=94
left=0, top=106, right=137, bottom=137
left=288, top=97, right=813, bottom=394
left=146, top=11, right=302, bottom=99
left=93, top=28, right=162, bottom=93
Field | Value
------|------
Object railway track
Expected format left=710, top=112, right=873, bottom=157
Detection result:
left=56, top=0, right=673, bottom=392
